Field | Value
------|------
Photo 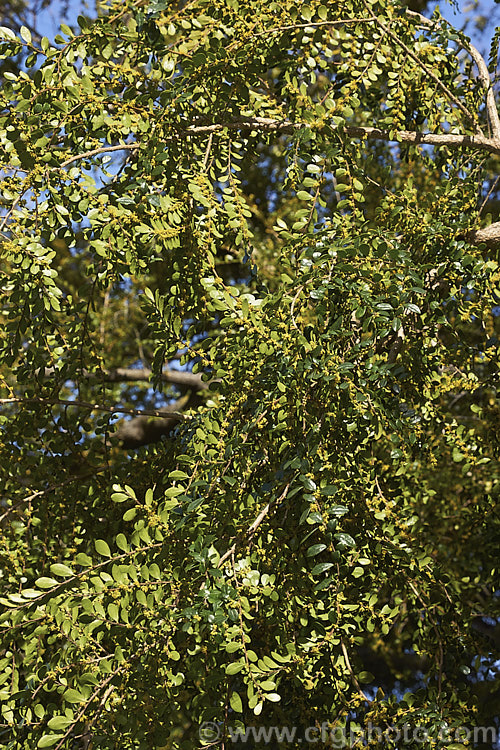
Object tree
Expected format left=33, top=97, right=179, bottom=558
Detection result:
left=0, top=0, right=499, bottom=747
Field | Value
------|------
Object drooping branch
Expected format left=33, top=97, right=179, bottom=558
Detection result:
left=50, top=10, right=500, bottom=177
left=0, top=397, right=190, bottom=420
left=407, top=9, right=500, bottom=143
left=4, top=117, right=498, bottom=250
left=367, top=5, right=480, bottom=131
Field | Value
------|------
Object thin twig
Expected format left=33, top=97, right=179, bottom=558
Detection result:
left=202, top=132, right=214, bottom=171
left=0, top=474, right=94, bottom=524
left=340, top=639, right=371, bottom=703
left=218, top=483, right=290, bottom=568
left=53, top=671, right=120, bottom=750
left=479, top=175, right=500, bottom=216
left=290, top=285, right=305, bottom=330
left=251, top=17, right=372, bottom=36
left=60, top=143, right=140, bottom=167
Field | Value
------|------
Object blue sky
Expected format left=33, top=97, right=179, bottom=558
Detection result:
left=30, top=0, right=500, bottom=53
left=437, top=0, right=500, bottom=52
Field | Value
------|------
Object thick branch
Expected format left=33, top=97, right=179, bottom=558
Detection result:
left=53, top=120, right=500, bottom=174
left=101, top=367, right=206, bottom=388
left=39, top=366, right=207, bottom=389
left=112, top=392, right=204, bottom=449
left=343, top=125, right=500, bottom=154
left=0, top=395, right=198, bottom=449
left=466, top=222, right=500, bottom=248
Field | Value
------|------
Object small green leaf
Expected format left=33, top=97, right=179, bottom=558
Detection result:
left=38, top=736, right=62, bottom=748
left=329, top=505, right=349, bottom=517
left=60, top=23, right=74, bottom=37
left=311, top=562, right=334, bottom=575
left=335, top=533, right=356, bottom=549
left=35, top=577, right=58, bottom=589
left=95, top=539, right=111, bottom=557
left=47, top=716, right=74, bottom=731
left=111, top=492, right=128, bottom=503
left=50, top=563, right=74, bottom=578
left=169, top=470, right=189, bottom=479
left=320, top=485, right=338, bottom=496
left=264, top=693, right=281, bottom=702
left=63, top=688, right=86, bottom=703
left=226, top=662, right=244, bottom=675
left=108, top=603, right=119, bottom=621
left=357, top=671, right=374, bottom=683
left=75, top=553, right=93, bottom=566
left=20, top=26, right=32, bottom=43
left=260, top=680, right=276, bottom=690
left=116, top=533, right=128, bottom=552
left=307, top=544, right=327, bottom=557
left=230, top=691, right=243, bottom=712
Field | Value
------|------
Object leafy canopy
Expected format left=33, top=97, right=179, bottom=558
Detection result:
left=0, top=0, right=499, bottom=748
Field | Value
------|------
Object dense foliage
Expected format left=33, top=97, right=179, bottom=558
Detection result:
left=0, top=0, right=500, bottom=747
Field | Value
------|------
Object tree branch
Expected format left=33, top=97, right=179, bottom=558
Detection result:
left=60, top=143, right=139, bottom=167
left=48, top=119, right=500, bottom=249
left=52, top=119, right=500, bottom=175
left=342, top=124, right=500, bottom=154
left=111, top=391, right=199, bottom=448
left=466, top=222, right=500, bottom=248
left=38, top=366, right=207, bottom=389
left=340, top=639, right=372, bottom=703
left=104, top=367, right=206, bottom=388
left=7, top=117, right=498, bottom=245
